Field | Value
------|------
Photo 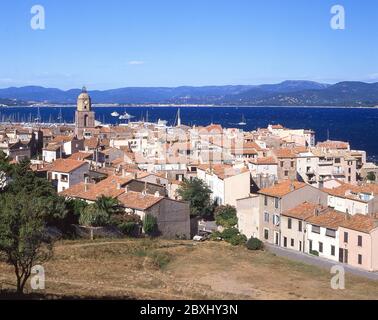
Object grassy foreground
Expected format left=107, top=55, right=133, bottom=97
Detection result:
left=0, top=238, right=377, bottom=300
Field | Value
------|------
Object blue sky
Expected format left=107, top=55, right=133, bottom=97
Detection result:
left=1, top=0, right=378, bottom=89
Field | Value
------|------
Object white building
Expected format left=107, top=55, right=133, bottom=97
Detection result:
left=305, top=210, right=346, bottom=262
left=48, top=159, right=89, bottom=192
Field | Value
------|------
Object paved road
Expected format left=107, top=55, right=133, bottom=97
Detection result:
left=265, top=244, right=378, bottom=281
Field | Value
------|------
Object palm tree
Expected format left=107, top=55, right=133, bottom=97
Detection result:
left=95, top=195, right=122, bottom=216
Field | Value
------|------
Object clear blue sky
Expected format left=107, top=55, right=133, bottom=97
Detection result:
left=1, top=0, right=378, bottom=89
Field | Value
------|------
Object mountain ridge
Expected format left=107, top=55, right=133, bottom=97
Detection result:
left=0, top=81, right=377, bottom=107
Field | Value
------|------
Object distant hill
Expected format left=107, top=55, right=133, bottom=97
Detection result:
left=0, top=81, right=377, bottom=107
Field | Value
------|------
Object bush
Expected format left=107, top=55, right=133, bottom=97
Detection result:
left=310, top=250, right=319, bottom=256
left=143, top=214, right=158, bottom=236
left=110, top=214, right=141, bottom=237
left=228, top=233, right=247, bottom=246
left=211, top=228, right=247, bottom=246
left=214, top=205, right=238, bottom=228
left=246, top=237, right=264, bottom=250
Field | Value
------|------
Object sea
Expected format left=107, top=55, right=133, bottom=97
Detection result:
left=1, top=105, right=377, bottom=162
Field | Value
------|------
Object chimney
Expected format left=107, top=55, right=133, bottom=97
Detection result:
left=122, top=168, right=125, bottom=177
left=125, top=185, right=129, bottom=193
left=290, top=181, right=295, bottom=192
left=117, top=183, right=121, bottom=190
left=154, top=191, right=160, bottom=198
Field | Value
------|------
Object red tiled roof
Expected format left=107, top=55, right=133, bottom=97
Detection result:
left=282, top=202, right=327, bottom=220
left=259, top=180, right=307, bottom=197
left=339, top=214, right=378, bottom=234
left=117, top=191, right=163, bottom=210
left=48, top=159, right=88, bottom=173
left=306, top=210, right=347, bottom=229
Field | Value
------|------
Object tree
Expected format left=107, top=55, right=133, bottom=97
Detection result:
left=214, top=205, right=238, bottom=228
left=94, top=195, right=123, bottom=216
left=143, top=214, right=158, bottom=236
left=0, top=193, right=53, bottom=294
left=246, top=237, right=264, bottom=250
left=79, top=204, right=110, bottom=240
left=0, top=150, right=13, bottom=190
left=366, top=172, right=376, bottom=182
left=176, top=178, right=213, bottom=218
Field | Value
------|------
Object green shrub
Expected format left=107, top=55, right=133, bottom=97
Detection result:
left=310, top=250, right=319, bottom=256
left=210, top=228, right=247, bottom=246
left=228, top=233, right=247, bottom=246
left=143, top=214, right=158, bottom=235
left=246, top=237, right=264, bottom=250
left=214, top=205, right=238, bottom=228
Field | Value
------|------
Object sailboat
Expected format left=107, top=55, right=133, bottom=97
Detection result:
left=238, top=114, right=247, bottom=126
left=119, top=109, right=135, bottom=120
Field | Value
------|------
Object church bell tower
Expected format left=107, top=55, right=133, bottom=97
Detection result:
left=75, top=86, right=95, bottom=138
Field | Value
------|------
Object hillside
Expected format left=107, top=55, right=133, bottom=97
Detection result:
left=0, top=239, right=377, bottom=300
left=0, top=81, right=378, bottom=106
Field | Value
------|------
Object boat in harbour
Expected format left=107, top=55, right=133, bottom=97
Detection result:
left=238, top=114, right=247, bottom=126
left=111, top=111, right=119, bottom=117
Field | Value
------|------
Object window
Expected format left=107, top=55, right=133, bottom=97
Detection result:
left=344, top=232, right=349, bottom=243
left=319, top=242, right=323, bottom=253
left=335, top=158, right=341, bottom=164
left=331, top=245, right=335, bottom=256
left=264, top=196, right=268, bottom=206
left=291, top=239, right=294, bottom=247
left=283, top=237, right=287, bottom=247
left=309, top=240, right=313, bottom=252
left=264, top=212, right=269, bottom=223
left=358, top=235, right=362, bottom=247
left=288, top=218, right=292, bottom=229
left=358, top=254, right=362, bottom=265
left=61, top=174, right=68, bottom=182
left=284, top=170, right=289, bottom=177
left=280, top=161, right=284, bottom=167
left=312, top=225, right=320, bottom=234
left=291, top=161, right=294, bottom=168
left=298, top=220, right=303, bottom=232
left=274, top=198, right=279, bottom=209
left=273, top=215, right=280, bottom=226
left=264, top=229, right=269, bottom=240
left=326, top=228, right=336, bottom=238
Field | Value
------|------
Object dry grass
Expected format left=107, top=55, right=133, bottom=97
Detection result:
left=0, top=238, right=377, bottom=300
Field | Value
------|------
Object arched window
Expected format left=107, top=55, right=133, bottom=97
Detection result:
left=84, top=114, right=88, bottom=127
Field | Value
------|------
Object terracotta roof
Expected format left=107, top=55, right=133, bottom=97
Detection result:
left=250, top=156, right=277, bottom=165
left=84, top=137, right=99, bottom=149
left=117, top=191, right=163, bottom=210
left=270, top=124, right=284, bottom=129
left=339, top=214, right=378, bottom=234
left=197, top=164, right=249, bottom=180
left=68, top=151, right=93, bottom=161
left=282, top=202, right=327, bottom=220
left=60, top=175, right=132, bottom=201
left=317, top=140, right=349, bottom=150
left=52, top=135, right=74, bottom=143
left=306, top=210, right=347, bottom=229
left=48, top=159, right=88, bottom=173
left=43, top=143, right=61, bottom=151
left=324, top=183, right=378, bottom=202
left=259, top=180, right=307, bottom=197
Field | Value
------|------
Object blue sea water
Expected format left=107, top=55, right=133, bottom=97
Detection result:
left=1, top=106, right=377, bottom=161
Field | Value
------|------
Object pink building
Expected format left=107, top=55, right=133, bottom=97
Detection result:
left=338, top=214, right=378, bottom=271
